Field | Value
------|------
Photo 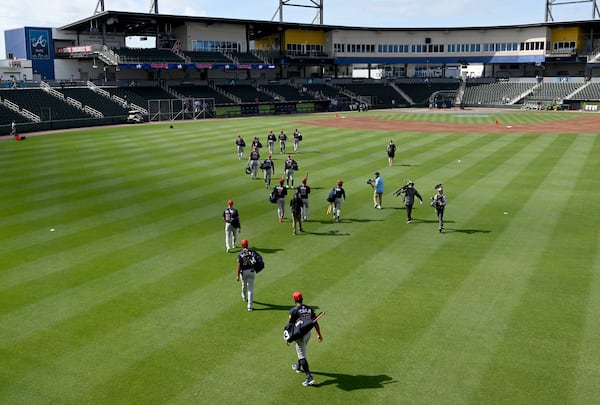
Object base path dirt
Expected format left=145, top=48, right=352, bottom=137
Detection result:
left=293, top=110, right=600, bottom=135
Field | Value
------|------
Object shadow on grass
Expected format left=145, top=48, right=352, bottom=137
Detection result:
left=302, top=229, right=351, bottom=236
left=310, top=218, right=384, bottom=225
left=443, top=228, right=491, bottom=234
left=252, top=300, right=321, bottom=312
left=311, top=371, right=396, bottom=391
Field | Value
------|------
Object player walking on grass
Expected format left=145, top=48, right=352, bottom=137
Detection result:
left=236, top=239, right=256, bottom=311
left=248, top=146, right=260, bottom=179
left=290, top=191, right=304, bottom=235
left=394, top=180, right=423, bottom=223
left=431, top=184, right=447, bottom=233
left=235, top=135, right=246, bottom=159
left=223, top=199, right=241, bottom=252
left=274, top=178, right=288, bottom=222
left=387, top=140, right=396, bottom=167
left=297, top=177, right=311, bottom=220
left=267, top=130, right=276, bottom=155
left=287, top=291, right=322, bottom=386
left=279, top=130, right=288, bottom=154
left=331, top=180, right=346, bottom=222
left=293, top=128, right=302, bottom=152
left=261, top=154, right=274, bottom=188
left=284, top=154, right=297, bottom=188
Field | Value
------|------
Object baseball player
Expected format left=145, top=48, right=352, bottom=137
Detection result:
left=223, top=199, right=241, bottom=252
left=283, top=154, right=297, bottom=188
left=261, top=153, right=275, bottom=188
left=331, top=180, right=346, bottom=222
left=287, top=291, right=322, bottom=387
left=296, top=177, right=311, bottom=220
left=387, top=140, right=396, bottom=167
left=293, top=128, right=302, bottom=152
left=248, top=146, right=260, bottom=179
left=273, top=178, right=288, bottom=222
left=290, top=191, right=304, bottom=235
left=278, top=130, right=287, bottom=154
left=267, top=130, right=276, bottom=155
left=395, top=180, right=423, bottom=223
left=431, top=185, right=447, bottom=233
left=235, top=134, right=246, bottom=159
left=236, top=239, right=256, bottom=311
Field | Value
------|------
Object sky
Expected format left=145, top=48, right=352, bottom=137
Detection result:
left=1, top=0, right=597, bottom=59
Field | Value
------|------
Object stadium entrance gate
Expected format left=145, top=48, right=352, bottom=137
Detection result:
left=147, top=98, right=216, bottom=122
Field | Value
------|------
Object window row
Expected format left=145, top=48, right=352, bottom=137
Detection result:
left=192, top=40, right=241, bottom=52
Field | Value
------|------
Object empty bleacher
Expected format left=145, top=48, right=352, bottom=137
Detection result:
left=107, top=87, right=175, bottom=110
left=1, top=89, right=92, bottom=121
left=305, top=83, right=343, bottom=99
left=116, top=48, right=184, bottom=63
left=261, top=84, right=315, bottom=101
left=571, top=82, right=600, bottom=100
left=0, top=102, right=30, bottom=125
left=526, top=81, right=582, bottom=101
left=462, top=80, right=535, bottom=105
left=395, top=80, right=461, bottom=105
left=183, top=51, right=233, bottom=64
left=229, top=52, right=265, bottom=64
left=170, top=85, right=232, bottom=104
left=60, top=88, right=129, bottom=117
left=337, top=83, right=403, bottom=108
left=216, top=84, right=274, bottom=103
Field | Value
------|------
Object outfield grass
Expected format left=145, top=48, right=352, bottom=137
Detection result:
left=1, top=110, right=599, bottom=404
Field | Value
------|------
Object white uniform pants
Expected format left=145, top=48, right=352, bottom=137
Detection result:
left=241, top=269, right=255, bottom=309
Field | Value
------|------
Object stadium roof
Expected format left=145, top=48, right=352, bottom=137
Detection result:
left=58, top=10, right=331, bottom=40
left=58, top=10, right=600, bottom=40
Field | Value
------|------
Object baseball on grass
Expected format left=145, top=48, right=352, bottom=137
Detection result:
left=50, top=228, right=56, bottom=232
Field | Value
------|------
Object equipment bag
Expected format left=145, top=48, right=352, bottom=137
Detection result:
left=327, top=189, right=336, bottom=203
left=250, top=250, right=265, bottom=273
left=269, top=190, right=278, bottom=203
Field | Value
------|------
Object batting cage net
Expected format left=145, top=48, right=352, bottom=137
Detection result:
left=147, top=98, right=215, bottom=122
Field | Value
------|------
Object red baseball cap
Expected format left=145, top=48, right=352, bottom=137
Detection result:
left=227, top=199, right=234, bottom=205
left=293, top=291, right=303, bottom=301
left=241, top=239, right=248, bottom=248
left=302, top=178, right=307, bottom=184
left=337, top=179, right=343, bottom=185
left=279, top=178, right=284, bottom=184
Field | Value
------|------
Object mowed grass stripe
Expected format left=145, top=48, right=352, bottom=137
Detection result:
left=470, top=133, right=600, bottom=403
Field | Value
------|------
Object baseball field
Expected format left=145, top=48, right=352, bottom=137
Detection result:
left=1, top=108, right=599, bottom=404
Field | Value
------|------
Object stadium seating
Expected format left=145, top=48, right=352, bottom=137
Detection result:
left=1, top=89, right=92, bottom=120
left=116, top=48, right=184, bottom=63
left=216, top=84, right=274, bottom=103
left=229, top=52, right=266, bottom=64
left=183, top=51, right=233, bottom=64
left=462, top=80, right=535, bottom=106
left=107, top=87, right=175, bottom=110
left=395, top=80, right=461, bottom=106
left=337, top=83, right=404, bottom=108
left=0, top=103, right=29, bottom=125
left=526, top=82, right=582, bottom=101
left=170, top=85, right=232, bottom=104
left=571, top=82, right=600, bottom=100
left=260, top=84, right=315, bottom=101
left=60, top=88, right=130, bottom=117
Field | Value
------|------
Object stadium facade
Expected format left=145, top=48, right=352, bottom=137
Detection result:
left=2, top=10, right=600, bottom=134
